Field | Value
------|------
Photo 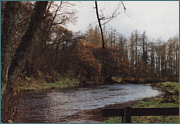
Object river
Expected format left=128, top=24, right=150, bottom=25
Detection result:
left=16, top=83, right=164, bottom=123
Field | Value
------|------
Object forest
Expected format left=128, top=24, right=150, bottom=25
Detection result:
left=1, top=1, right=179, bottom=123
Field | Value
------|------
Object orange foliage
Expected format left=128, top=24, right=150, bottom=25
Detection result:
left=70, top=42, right=130, bottom=81
left=71, top=42, right=101, bottom=79
left=84, top=43, right=96, bottom=49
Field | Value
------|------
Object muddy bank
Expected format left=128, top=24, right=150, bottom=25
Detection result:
left=84, top=96, right=162, bottom=122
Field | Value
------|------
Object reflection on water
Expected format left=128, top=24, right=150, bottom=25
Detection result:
left=16, top=83, right=164, bottom=123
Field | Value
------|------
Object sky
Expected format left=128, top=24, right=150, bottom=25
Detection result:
left=65, top=1, right=179, bottom=42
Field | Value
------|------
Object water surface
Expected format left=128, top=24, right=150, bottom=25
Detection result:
left=16, top=83, right=164, bottom=123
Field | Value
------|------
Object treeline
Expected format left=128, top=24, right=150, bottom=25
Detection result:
left=129, top=31, right=179, bottom=82
left=1, top=1, right=179, bottom=89
left=78, top=26, right=179, bottom=82
left=49, top=25, right=179, bottom=82
left=21, top=21, right=179, bottom=83
left=2, top=1, right=178, bottom=85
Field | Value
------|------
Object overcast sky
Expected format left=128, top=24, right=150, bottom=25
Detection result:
left=65, top=1, right=179, bottom=42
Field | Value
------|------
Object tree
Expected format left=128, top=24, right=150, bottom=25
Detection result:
left=23, top=1, right=77, bottom=77
left=149, top=42, right=155, bottom=77
left=85, top=25, right=102, bottom=45
left=95, top=1, right=105, bottom=49
left=129, top=32, right=135, bottom=77
left=70, top=43, right=101, bottom=80
left=1, top=1, right=48, bottom=111
left=140, top=31, right=148, bottom=76
left=166, top=36, right=179, bottom=81
left=94, top=1, right=125, bottom=81
left=1, top=1, right=21, bottom=99
left=128, top=30, right=140, bottom=82
left=174, top=36, right=179, bottom=80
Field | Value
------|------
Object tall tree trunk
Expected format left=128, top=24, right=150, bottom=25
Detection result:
left=1, top=1, right=48, bottom=110
left=1, top=1, right=21, bottom=99
left=95, top=1, right=105, bottom=49
left=54, top=44, right=59, bottom=69
left=135, top=30, right=138, bottom=79
left=95, top=1, right=106, bottom=81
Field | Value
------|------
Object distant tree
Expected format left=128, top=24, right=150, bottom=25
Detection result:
left=128, top=30, right=140, bottom=82
left=71, top=42, right=101, bottom=79
left=166, top=36, right=179, bottom=81
left=85, top=25, right=102, bottom=45
left=91, top=44, right=129, bottom=82
left=140, top=31, right=148, bottom=76
left=149, top=42, right=155, bottom=77
left=174, top=36, right=179, bottom=80
left=129, top=32, right=135, bottom=77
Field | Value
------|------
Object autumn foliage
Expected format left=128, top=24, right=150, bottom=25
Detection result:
left=69, top=42, right=130, bottom=82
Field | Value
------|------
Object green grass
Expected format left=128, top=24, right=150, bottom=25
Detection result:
left=15, top=77, right=80, bottom=92
left=156, top=82, right=179, bottom=92
left=131, top=115, right=179, bottom=123
left=104, top=82, right=179, bottom=123
left=42, top=82, right=60, bottom=87
left=104, top=116, right=123, bottom=123
left=39, top=78, right=79, bottom=89
left=134, top=98, right=159, bottom=108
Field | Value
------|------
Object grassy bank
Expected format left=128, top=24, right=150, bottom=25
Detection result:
left=104, top=82, right=179, bottom=123
left=113, top=76, right=179, bottom=84
left=13, top=75, right=105, bottom=94
left=13, top=75, right=80, bottom=93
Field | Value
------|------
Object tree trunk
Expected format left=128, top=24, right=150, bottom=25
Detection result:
left=1, top=1, right=21, bottom=99
left=95, top=1, right=106, bottom=82
left=1, top=1, right=48, bottom=111
left=54, top=44, right=59, bottom=68
left=121, top=75, right=126, bottom=83
left=95, top=1, right=105, bottom=49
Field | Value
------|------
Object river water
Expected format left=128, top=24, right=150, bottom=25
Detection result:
left=16, top=83, right=164, bottom=123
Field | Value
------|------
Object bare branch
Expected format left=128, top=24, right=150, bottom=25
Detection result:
left=121, top=1, right=130, bottom=17
left=121, top=1, right=126, bottom=11
left=95, top=1, right=105, bottom=49
left=37, top=35, right=85, bottom=59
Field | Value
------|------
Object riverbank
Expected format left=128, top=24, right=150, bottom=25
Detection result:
left=84, top=97, right=157, bottom=122
left=11, top=82, right=161, bottom=123
left=2, top=75, right=82, bottom=123
left=13, top=75, right=164, bottom=93
left=9, top=76, right=179, bottom=123
left=13, top=76, right=79, bottom=93
left=13, top=74, right=109, bottom=93
left=102, top=82, right=179, bottom=123
left=113, top=77, right=179, bottom=84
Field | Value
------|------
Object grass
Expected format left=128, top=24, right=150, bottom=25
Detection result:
left=104, top=116, right=123, bottom=123
left=155, top=82, right=179, bottom=92
left=104, top=82, right=179, bottom=123
left=14, top=74, right=104, bottom=94
left=14, top=76, right=80, bottom=93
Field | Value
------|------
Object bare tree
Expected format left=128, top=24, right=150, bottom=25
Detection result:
left=95, top=1, right=105, bottom=48
left=94, top=1, right=126, bottom=82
